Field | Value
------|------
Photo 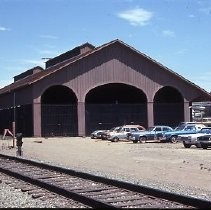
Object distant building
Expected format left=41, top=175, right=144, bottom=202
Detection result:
left=192, top=101, right=211, bottom=121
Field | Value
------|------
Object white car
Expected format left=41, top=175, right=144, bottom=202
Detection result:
left=90, top=130, right=108, bottom=139
left=107, top=125, right=145, bottom=142
left=178, top=127, right=211, bottom=148
left=101, top=126, right=121, bottom=140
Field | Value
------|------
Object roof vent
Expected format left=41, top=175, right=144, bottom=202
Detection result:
left=45, top=42, right=95, bottom=68
left=14, top=66, right=44, bottom=82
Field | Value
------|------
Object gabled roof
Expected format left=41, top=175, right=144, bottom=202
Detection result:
left=0, top=39, right=210, bottom=100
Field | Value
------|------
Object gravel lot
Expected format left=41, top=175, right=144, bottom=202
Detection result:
left=0, top=137, right=211, bottom=207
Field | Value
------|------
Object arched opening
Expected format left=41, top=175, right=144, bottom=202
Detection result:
left=85, top=83, right=147, bottom=135
left=153, top=86, right=184, bottom=128
left=41, top=85, right=78, bottom=137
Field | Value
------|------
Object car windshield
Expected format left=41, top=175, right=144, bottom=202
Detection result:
left=116, top=127, right=122, bottom=132
left=200, top=128, right=211, bottom=134
left=109, top=128, right=114, bottom=132
left=175, top=125, right=186, bottom=131
left=184, top=125, right=198, bottom=131
left=178, top=122, right=187, bottom=127
left=109, top=127, right=117, bottom=132
left=147, top=127, right=156, bottom=131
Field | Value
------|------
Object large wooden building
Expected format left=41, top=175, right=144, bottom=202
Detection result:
left=0, top=39, right=210, bottom=137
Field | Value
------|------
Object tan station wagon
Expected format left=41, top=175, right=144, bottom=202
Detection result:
left=107, top=124, right=146, bottom=142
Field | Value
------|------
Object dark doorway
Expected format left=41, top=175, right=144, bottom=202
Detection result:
left=85, top=83, right=147, bottom=135
left=41, top=85, right=78, bottom=137
left=154, top=86, right=184, bottom=128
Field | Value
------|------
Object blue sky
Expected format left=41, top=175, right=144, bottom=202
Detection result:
left=0, top=0, right=211, bottom=92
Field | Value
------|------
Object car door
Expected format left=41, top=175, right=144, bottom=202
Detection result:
left=154, top=127, right=162, bottom=139
left=127, top=128, right=138, bottom=139
left=159, top=127, right=172, bottom=139
left=118, top=127, right=128, bottom=139
left=147, top=127, right=160, bottom=140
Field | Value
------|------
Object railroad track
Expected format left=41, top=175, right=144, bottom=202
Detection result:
left=0, top=153, right=210, bottom=208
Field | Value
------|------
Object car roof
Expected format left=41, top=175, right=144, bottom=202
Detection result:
left=179, top=122, right=205, bottom=125
left=151, top=125, right=172, bottom=127
left=121, top=125, right=143, bottom=128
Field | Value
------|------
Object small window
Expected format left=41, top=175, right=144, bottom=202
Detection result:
left=155, top=127, right=161, bottom=131
left=185, top=126, right=194, bottom=131
left=125, top=128, right=130, bottom=132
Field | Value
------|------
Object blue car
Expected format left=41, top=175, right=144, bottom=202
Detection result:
left=163, top=124, right=206, bottom=143
left=129, top=125, right=173, bottom=143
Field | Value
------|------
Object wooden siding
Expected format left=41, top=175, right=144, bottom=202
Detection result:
left=32, top=41, right=211, bottom=104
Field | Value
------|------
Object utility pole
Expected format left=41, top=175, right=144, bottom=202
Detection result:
left=12, top=91, right=16, bottom=148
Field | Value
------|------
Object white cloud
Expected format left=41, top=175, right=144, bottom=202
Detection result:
left=39, top=34, right=58, bottom=39
left=117, top=7, right=153, bottom=26
left=162, top=30, right=175, bottom=38
left=0, top=26, right=9, bottom=31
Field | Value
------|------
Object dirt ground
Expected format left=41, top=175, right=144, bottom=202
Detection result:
left=0, top=137, right=211, bottom=200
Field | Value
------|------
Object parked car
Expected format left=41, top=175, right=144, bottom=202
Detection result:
left=101, top=126, right=121, bottom=140
left=163, top=124, right=206, bottom=143
left=197, top=134, right=211, bottom=149
left=129, top=125, right=173, bottom=143
left=107, top=125, right=145, bottom=142
left=126, top=125, right=146, bottom=139
left=90, top=130, right=108, bottom=139
left=177, top=127, right=211, bottom=148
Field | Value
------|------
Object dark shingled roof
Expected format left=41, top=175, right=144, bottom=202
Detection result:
left=0, top=39, right=210, bottom=100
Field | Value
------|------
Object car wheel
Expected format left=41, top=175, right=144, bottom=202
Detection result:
left=102, top=136, right=107, bottom=140
left=91, top=135, right=94, bottom=139
left=133, top=140, right=138, bottom=143
left=139, top=136, right=147, bottom=143
left=170, top=136, right=178, bottom=143
left=183, top=142, right=191, bottom=148
left=113, top=137, right=119, bottom=142
left=202, top=145, right=208, bottom=149
left=157, top=136, right=163, bottom=142
left=127, top=133, right=131, bottom=140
